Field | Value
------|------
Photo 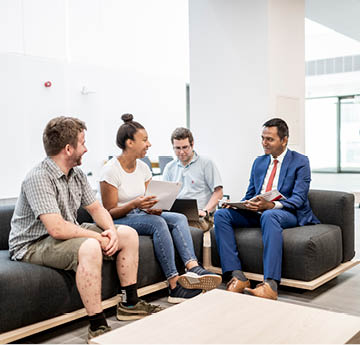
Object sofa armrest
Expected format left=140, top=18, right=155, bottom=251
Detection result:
left=0, top=205, right=15, bottom=250
left=308, top=189, right=355, bottom=262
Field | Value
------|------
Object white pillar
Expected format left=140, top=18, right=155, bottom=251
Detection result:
left=189, top=0, right=305, bottom=200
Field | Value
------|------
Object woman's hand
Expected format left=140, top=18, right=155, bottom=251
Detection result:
left=133, top=195, right=158, bottom=209
left=144, top=208, right=162, bottom=216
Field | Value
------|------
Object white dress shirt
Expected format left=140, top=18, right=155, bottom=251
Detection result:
left=260, top=148, right=288, bottom=209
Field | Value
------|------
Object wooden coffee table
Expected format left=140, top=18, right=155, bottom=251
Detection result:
left=90, top=289, right=360, bottom=344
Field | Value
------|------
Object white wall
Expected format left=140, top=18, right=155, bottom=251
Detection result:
left=189, top=0, right=305, bottom=200
left=0, top=0, right=189, bottom=198
left=189, top=0, right=268, bottom=201
left=268, top=0, right=305, bottom=152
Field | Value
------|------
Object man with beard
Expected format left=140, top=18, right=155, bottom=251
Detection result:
left=8, top=116, right=162, bottom=342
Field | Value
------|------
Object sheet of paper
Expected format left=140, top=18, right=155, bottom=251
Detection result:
left=145, top=180, right=182, bottom=210
left=251, top=190, right=286, bottom=202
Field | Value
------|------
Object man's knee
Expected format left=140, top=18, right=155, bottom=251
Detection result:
left=260, top=210, right=283, bottom=233
left=78, top=238, right=102, bottom=262
left=214, top=208, right=230, bottom=224
left=260, top=209, right=279, bottom=223
left=214, top=209, right=233, bottom=237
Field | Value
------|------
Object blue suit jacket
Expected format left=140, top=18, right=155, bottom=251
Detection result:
left=243, top=149, right=320, bottom=226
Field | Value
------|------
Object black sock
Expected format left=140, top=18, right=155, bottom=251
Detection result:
left=89, top=312, right=108, bottom=331
left=121, top=283, right=139, bottom=307
left=232, top=270, right=248, bottom=282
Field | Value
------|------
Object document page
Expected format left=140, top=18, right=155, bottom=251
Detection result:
left=227, top=190, right=286, bottom=210
left=145, top=180, right=182, bottom=210
left=254, top=190, right=286, bottom=202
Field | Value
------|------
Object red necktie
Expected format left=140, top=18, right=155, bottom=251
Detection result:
left=265, top=159, right=278, bottom=192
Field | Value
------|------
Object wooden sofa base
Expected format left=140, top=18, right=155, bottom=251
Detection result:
left=0, top=281, right=169, bottom=344
left=2, top=229, right=359, bottom=344
left=202, top=236, right=360, bottom=290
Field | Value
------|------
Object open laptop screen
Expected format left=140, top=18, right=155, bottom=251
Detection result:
left=170, top=199, right=199, bottom=222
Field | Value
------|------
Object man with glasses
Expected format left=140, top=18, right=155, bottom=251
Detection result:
left=163, top=127, right=223, bottom=231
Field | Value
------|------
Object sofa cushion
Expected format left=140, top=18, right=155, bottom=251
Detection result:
left=210, top=223, right=343, bottom=281
left=282, top=224, right=342, bottom=280
left=0, top=227, right=203, bottom=333
left=77, top=207, right=93, bottom=224
left=0, top=250, right=119, bottom=333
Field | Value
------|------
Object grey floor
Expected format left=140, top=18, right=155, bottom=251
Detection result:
left=8, top=207, right=360, bottom=344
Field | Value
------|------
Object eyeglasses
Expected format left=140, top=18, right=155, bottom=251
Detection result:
left=173, top=145, right=191, bottom=152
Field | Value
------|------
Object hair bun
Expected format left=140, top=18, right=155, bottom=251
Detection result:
left=121, top=113, right=134, bottom=123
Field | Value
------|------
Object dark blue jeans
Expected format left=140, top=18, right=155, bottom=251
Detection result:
left=214, top=207, right=297, bottom=281
left=114, top=210, right=197, bottom=279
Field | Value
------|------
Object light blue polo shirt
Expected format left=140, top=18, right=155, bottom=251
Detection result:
left=162, top=152, right=223, bottom=209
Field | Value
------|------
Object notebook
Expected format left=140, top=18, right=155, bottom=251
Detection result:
left=226, top=190, right=286, bottom=210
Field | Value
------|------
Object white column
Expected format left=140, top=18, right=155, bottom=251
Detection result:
left=189, top=0, right=305, bottom=200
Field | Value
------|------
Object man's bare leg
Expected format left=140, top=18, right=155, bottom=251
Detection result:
left=115, top=226, right=139, bottom=286
left=76, top=238, right=103, bottom=315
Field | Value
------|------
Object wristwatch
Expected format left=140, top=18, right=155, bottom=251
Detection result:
left=202, top=209, right=209, bottom=217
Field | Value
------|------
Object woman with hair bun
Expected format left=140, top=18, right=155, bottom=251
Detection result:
left=100, top=114, right=221, bottom=304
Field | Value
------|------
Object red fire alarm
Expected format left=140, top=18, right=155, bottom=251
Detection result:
left=44, top=81, right=52, bottom=87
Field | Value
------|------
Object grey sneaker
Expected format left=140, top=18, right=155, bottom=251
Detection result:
left=87, top=325, right=111, bottom=343
left=177, top=266, right=222, bottom=290
left=116, top=300, right=164, bottom=321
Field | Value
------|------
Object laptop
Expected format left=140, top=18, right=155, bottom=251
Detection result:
left=170, top=199, right=199, bottom=221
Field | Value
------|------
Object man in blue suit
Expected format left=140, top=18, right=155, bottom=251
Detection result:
left=214, top=118, right=319, bottom=300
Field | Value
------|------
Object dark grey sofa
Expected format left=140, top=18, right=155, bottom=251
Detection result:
left=210, top=190, right=355, bottom=281
left=0, top=206, right=203, bottom=335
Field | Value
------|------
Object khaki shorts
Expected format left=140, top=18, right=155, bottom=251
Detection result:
left=22, top=223, right=114, bottom=272
left=188, top=215, right=214, bottom=232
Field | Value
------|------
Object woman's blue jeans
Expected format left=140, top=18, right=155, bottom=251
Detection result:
left=113, top=209, right=198, bottom=280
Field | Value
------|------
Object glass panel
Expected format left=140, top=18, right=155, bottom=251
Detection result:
left=305, top=97, right=338, bottom=172
left=340, top=98, right=360, bottom=172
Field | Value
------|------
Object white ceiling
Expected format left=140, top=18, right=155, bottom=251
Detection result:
left=306, top=0, right=360, bottom=42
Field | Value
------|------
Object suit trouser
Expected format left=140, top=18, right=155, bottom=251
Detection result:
left=214, top=208, right=297, bottom=281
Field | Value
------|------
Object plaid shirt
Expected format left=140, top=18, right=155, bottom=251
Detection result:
left=9, top=157, right=96, bottom=260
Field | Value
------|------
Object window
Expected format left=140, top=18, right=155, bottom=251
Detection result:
left=305, top=95, right=360, bottom=173
left=340, top=97, right=360, bottom=172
